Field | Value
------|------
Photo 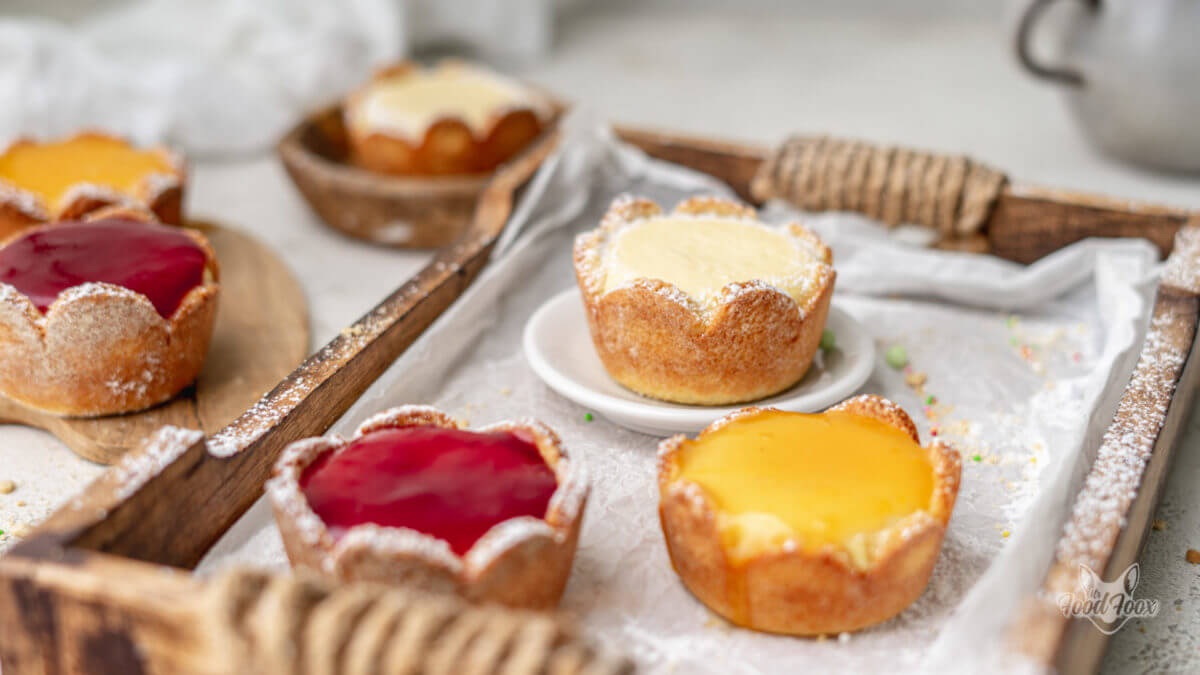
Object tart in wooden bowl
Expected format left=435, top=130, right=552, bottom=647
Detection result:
left=657, top=395, right=962, bottom=635
left=344, top=60, right=554, bottom=176
left=573, top=195, right=836, bottom=405
left=0, top=132, right=185, bottom=239
left=0, top=208, right=218, bottom=417
left=267, top=405, right=589, bottom=610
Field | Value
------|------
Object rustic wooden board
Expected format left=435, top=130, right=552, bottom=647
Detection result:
left=0, top=221, right=310, bottom=465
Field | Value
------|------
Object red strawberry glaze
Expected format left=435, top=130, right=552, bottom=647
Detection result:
left=0, top=217, right=207, bottom=318
left=300, top=426, right=559, bottom=556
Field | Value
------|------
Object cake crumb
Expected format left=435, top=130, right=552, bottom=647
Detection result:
left=499, top=387, right=512, bottom=396
left=838, top=632, right=851, bottom=644
left=0, top=479, right=15, bottom=494
left=1186, top=549, right=1200, bottom=565
left=1153, top=519, right=1167, bottom=531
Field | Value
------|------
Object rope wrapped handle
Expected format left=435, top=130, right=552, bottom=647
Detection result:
left=195, top=569, right=632, bottom=675
left=750, top=136, right=1008, bottom=238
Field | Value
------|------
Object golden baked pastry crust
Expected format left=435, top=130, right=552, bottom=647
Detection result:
left=267, top=405, right=589, bottom=610
left=657, top=395, right=962, bottom=635
left=573, top=195, right=836, bottom=405
left=0, top=207, right=218, bottom=417
left=344, top=61, right=553, bottom=176
left=0, top=132, right=185, bottom=240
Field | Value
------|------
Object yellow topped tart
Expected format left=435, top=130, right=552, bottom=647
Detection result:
left=344, top=61, right=554, bottom=176
left=658, top=395, right=961, bottom=635
left=0, top=132, right=185, bottom=238
left=574, top=195, right=835, bottom=405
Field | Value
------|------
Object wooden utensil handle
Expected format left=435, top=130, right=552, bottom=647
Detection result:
left=748, top=135, right=1007, bottom=240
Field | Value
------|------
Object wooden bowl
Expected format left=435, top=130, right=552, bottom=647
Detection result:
left=278, top=105, right=561, bottom=248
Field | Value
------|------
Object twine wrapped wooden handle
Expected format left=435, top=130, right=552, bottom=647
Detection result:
left=197, top=569, right=632, bottom=675
left=750, top=135, right=1007, bottom=238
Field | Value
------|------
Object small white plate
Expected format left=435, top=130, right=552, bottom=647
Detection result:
left=523, top=289, right=875, bottom=436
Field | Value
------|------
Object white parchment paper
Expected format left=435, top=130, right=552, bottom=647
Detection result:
left=199, top=113, right=1161, bottom=673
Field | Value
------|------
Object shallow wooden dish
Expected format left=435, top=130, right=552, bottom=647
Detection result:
left=279, top=104, right=561, bottom=248
left=1, top=127, right=1198, bottom=674
left=0, top=221, right=310, bottom=464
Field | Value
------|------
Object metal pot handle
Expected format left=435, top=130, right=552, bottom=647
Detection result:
left=1015, top=0, right=1094, bottom=86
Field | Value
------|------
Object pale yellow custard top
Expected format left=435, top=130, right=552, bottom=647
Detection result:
left=601, top=216, right=817, bottom=305
left=355, top=67, right=544, bottom=139
left=0, top=136, right=173, bottom=211
left=675, top=409, right=934, bottom=564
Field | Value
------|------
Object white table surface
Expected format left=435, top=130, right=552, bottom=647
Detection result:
left=2, top=4, right=1198, bottom=672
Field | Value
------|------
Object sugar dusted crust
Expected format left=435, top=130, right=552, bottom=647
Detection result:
left=656, top=395, right=962, bottom=635
left=0, top=208, right=218, bottom=417
left=573, top=195, right=836, bottom=405
left=266, top=405, right=589, bottom=610
left=344, top=61, right=554, bottom=176
left=0, top=131, right=186, bottom=240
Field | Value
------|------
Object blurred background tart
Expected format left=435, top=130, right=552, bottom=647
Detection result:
left=0, top=208, right=217, bottom=416
left=657, top=395, right=962, bottom=635
left=0, top=132, right=185, bottom=239
left=344, top=60, right=554, bottom=176
left=574, top=195, right=836, bottom=405
left=267, top=405, right=588, bottom=610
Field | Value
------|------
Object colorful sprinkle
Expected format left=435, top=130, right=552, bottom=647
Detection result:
left=930, top=427, right=939, bottom=437
left=973, top=455, right=982, bottom=462
left=1072, top=352, right=1082, bottom=362
left=885, top=345, right=908, bottom=369
left=584, top=413, right=594, bottom=422
left=820, top=329, right=836, bottom=351
left=1001, top=530, right=1011, bottom=538
left=1006, top=316, right=1018, bottom=328
left=925, top=394, right=935, bottom=405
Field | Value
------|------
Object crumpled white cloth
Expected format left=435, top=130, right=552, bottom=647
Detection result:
left=0, top=0, right=552, bottom=156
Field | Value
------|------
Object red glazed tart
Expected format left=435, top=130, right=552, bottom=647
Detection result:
left=267, top=406, right=589, bottom=610
left=0, top=132, right=185, bottom=240
left=0, top=209, right=218, bottom=416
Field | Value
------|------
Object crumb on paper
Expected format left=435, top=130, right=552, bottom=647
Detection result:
left=884, top=345, right=908, bottom=369
left=0, top=479, right=15, bottom=494
left=499, top=387, right=512, bottom=396
left=1187, top=549, right=1200, bottom=565
left=1153, top=519, right=1167, bottom=531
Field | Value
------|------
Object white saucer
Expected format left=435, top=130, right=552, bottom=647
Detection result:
left=523, top=289, right=875, bottom=436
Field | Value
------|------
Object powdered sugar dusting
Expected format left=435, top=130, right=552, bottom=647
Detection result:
left=1051, top=309, right=1191, bottom=582
left=1162, top=224, right=1200, bottom=294
left=207, top=374, right=312, bottom=457
left=581, top=196, right=832, bottom=317
left=111, top=426, right=204, bottom=500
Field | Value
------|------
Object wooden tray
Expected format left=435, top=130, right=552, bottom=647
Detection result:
left=0, top=222, right=310, bottom=465
left=1, top=125, right=1196, bottom=674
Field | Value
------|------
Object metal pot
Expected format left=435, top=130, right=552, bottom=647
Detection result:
left=1017, top=0, right=1200, bottom=172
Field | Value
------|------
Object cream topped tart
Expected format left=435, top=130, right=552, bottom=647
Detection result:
left=574, top=195, right=835, bottom=405
left=0, top=132, right=185, bottom=238
left=268, top=406, right=589, bottom=609
left=657, top=395, right=961, bottom=635
left=344, top=61, right=553, bottom=176
left=0, top=209, right=218, bottom=416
